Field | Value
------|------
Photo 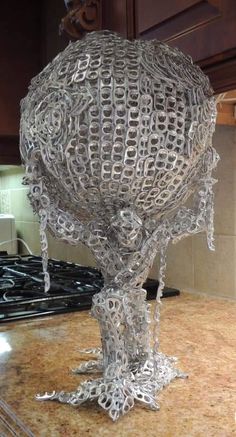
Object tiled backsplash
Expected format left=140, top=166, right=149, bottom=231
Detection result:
left=0, top=167, right=96, bottom=266
left=0, top=190, right=11, bottom=213
left=0, top=124, right=235, bottom=299
left=149, top=125, right=236, bottom=300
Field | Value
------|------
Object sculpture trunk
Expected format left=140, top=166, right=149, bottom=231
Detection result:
left=91, top=286, right=151, bottom=374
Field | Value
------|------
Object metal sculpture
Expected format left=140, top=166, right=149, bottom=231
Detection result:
left=20, top=31, right=218, bottom=421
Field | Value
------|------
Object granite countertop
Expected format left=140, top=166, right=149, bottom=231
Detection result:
left=0, top=292, right=235, bottom=437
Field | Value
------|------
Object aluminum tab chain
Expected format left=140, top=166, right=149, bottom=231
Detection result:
left=20, top=31, right=218, bottom=421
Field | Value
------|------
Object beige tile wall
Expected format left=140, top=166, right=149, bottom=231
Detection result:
left=149, top=125, right=236, bottom=299
left=0, top=167, right=96, bottom=266
left=0, top=124, right=235, bottom=299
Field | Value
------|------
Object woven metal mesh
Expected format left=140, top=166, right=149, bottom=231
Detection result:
left=20, top=31, right=218, bottom=420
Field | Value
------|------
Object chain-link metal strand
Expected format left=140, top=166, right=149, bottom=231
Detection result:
left=20, top=31, right=218, bottom=421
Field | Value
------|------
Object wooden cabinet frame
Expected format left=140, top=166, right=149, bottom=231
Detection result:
left=102, top=0, right=236, bottom=93
left=1, top=0, right=236, bottom=164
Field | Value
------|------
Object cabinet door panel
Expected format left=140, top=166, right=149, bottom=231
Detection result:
left=102, top=0, right=135, bottom=38
left=137, top=0, right=215, bottom=36
left=0, top=1, right=41, bottom=137
left=136, top=0, right=236, bottom=64
left=0, top=137, right=20, bottom=165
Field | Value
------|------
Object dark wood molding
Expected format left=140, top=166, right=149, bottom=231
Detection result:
left=61, top=0, right=102, bottom=39
left=102, top=0, right=128, bottom=37
left=126, top=0, right=136, bottom=40
left=0, top=136, right=21, bottom=165
left=202, top=57, right=236, bottom=94
left=198, top=49, right=236, bottom=93
left=132, top=0, right=236, bottom=94
left=136, top=0, right=221, bottom=41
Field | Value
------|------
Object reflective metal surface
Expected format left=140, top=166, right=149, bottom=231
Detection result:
left=20, top=31, right=218, bottom=420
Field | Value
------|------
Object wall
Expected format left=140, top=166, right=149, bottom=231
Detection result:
left=0, top=124, right=235, bottom=299
left=149, top=124, right=236, bottom=300
left=0, top=167, right=96, bottom=267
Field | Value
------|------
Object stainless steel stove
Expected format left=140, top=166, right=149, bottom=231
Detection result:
left=0, top=255, right=179, bottom=323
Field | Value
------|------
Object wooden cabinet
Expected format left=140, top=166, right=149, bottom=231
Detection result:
left=1, top=0, right=236, bottom=164
left=0, top=1, right=41, bottom=163
left=134, top=0, right=236, bottom=93
left=0, top=2, right=41, bottom=136
left=104, top=0, right=236, bottom=93
left=41, top=0, right=68, bottom=65
left=102, top=0, right=136, bottom=39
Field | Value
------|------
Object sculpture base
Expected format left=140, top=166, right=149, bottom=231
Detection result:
left=36, top=351, right=187, bottom=421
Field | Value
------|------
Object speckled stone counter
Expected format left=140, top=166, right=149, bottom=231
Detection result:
left=0, top=292, right=235, bottom=437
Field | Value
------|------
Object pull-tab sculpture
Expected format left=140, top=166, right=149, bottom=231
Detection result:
left=20, top=31, right=218, bottom=421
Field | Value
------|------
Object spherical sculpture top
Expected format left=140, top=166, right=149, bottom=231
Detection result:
left=20, top=31, right=216, bottom=228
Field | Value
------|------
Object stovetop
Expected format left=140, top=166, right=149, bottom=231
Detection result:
left=0, top=255, right=179, bottom=323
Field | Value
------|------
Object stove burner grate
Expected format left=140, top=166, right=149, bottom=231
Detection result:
left=0, top=255, right=179, bottom=322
